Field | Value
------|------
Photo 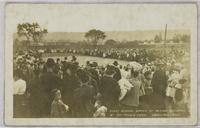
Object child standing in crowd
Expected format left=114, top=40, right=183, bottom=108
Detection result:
left=93, top=106, right=108, bottom=117
left=93, top=93, right=108, bottom=117
left=50, top=89, right=69, bottom=118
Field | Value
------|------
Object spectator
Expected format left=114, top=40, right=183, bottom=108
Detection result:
left=72, top=69, right=95, bottom=117
left=39, top=58, right=62, bottom=117
left=100, top=68, right=120, bottom=108
left=50, top=89, right=69, bottom=118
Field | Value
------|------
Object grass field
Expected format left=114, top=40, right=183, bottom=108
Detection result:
left=42, top=53, right=129, bottom=66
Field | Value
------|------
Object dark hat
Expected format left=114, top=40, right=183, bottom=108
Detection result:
left=56, top=58, right=60, bottom=62
left=90, top=62, right=98, bottom=67
left=46, top=58, right=55, bottom=68
left=72, top=56, right=77, bottom=61
left=113, top=61, right=118, bottom=66
left=86, top=61, right=90, bottom=66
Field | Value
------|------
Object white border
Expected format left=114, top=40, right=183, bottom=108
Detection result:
left=0, top=1, right=199, bottom=127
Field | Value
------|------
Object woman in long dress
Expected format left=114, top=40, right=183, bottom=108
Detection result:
left=120, top=69, right=142, bottom=108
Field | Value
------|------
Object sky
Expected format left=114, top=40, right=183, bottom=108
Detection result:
left=6, top=4, right=197, bottom=32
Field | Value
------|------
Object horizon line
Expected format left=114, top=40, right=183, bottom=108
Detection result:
left=17, top=29, right=190, bottom=33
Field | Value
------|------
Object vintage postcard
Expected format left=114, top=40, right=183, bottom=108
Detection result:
left=4, top=3, right=197, bottom=126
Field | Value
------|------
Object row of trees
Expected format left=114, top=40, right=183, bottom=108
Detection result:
left=154, top=33, right=190, bottom=43
left=172, top=34, right=190, bottom=43
left=17, top=22, right=190, bottom=46
left=17, top=23, right=106, bottom=46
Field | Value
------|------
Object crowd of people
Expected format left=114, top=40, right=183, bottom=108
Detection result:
left=44, top=47, right=187, bottom=64
left=13, top=47, right=190, bottom=118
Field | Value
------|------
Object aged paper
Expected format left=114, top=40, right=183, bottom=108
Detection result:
left=4, top=3, right=197, bottom=126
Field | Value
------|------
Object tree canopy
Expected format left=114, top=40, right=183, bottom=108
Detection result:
left=85, top=29, right=106, bottom=45
left=172, top=34, right=181, bottom=43
left=105, top=39, right=117, bottom=46
left=180, top=34, right=190, bottom=43
left=17, top=22, right=48, bottom=44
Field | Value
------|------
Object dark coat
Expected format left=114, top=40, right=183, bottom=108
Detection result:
left=39, top=72, right=62, bottom=117
left=100, top=76, right=120, bottom=108
left=27, top=76, right=43, bottom=117
left=88, top=76, right=99, bottom=95
left=109, top=65, right=121, bottom=82
left=113, top=67, right=121, bottom=82
left=151, top=69, right=168, bottom=109
left=88, top=68, right=100, bottom=84
left=72, top=84, right=95, bottom=117
left=62, top=74, right=80, bottom=107
left=151, top=69, right=168, bottom=95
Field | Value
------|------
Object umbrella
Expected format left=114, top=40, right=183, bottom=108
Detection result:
left=128, top=61, right=143, bottom=71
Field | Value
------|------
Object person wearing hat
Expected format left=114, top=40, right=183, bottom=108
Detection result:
left=54, top=58, right=63, bottom=79
left=71, top=55, right=77, bottom=63
left=100, top=68, right=120, bottom=108
left=112, top=61, right=122, bottom=82
left=39, top=58, right=63, bottom=117
left=150, top=62, right=168, bottom=110
left=50, top=89, right=69, bottom=118
left=64, top=56, right=68, bottom=63
left=86, top=61, right=100, bottom=93
left=62, top=63, right=80, bottom=116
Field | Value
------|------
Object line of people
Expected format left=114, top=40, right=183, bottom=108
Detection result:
left=43, top=47, right=187, bottom=64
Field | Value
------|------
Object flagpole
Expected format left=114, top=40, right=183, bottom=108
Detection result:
left=164, top=24, right=167, bottom=44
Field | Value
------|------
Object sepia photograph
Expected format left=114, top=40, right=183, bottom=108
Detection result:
left=4, top=3, right=197, bottom=126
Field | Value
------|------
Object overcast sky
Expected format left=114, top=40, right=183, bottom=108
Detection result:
left=6, top=4, right=197, bottom=32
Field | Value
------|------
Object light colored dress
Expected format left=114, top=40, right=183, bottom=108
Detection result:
left=14, top=79, right=26, bottom=95
left=120, top=77, right=142, bottom=107
left=118, top=78, right=133, bottom=101
left=13, top=79, right=27, bottom=117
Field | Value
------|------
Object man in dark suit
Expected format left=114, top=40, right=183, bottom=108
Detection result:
left=100, top=69, right=120, bottom=108
left=151, top=63, right=168, bottom=109
left=39, top=58, right=62, bottom=117
left=86, top=62, right=100, bottom=94
left=62, top=63, right=80, bottom=116
left=111, top=61, right=122, bottom=82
